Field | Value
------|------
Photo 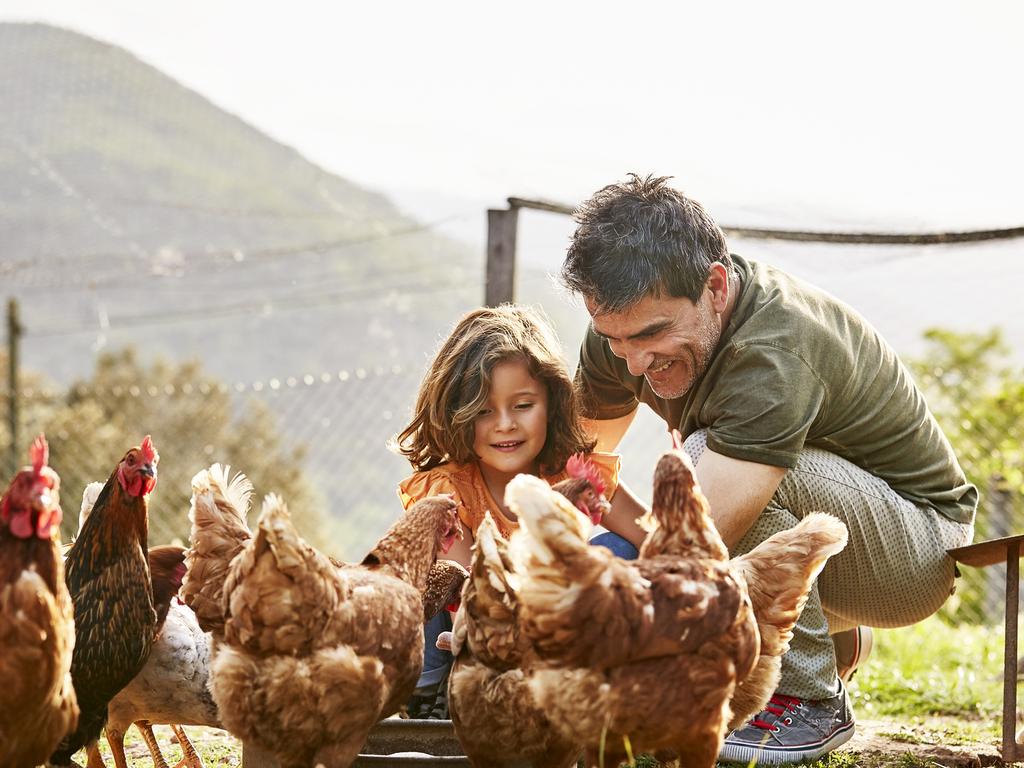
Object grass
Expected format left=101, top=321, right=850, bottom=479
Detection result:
left=74, top=616, right=1007, bottom=766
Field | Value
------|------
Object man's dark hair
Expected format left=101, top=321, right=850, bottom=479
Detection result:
left=561, top=174, right=732, bottom=311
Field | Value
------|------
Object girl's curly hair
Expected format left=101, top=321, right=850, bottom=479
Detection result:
left=392, top=304, right=595, bottom=474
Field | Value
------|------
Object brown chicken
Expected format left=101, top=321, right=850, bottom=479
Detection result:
left=511, top=445, right=848, bottom=768
left=550, top=453, right=612, bottom=525
left=196, top=481, right=460, bottom=768
left=50, top=435, right=160, bottom=767
left=448, top=513, right=581, bottom=768
left=180, top=464, right=254, bottom=640
left=0, top=435, right=79, bottom=768
left=422, top=558, right=470, bottom=622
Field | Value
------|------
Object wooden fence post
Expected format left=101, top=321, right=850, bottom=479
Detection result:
left=485, top=207, right=518, bottom=306
left=6, top=298, right=20, bottom=474
left=986, top=476, right=1012, bottom=623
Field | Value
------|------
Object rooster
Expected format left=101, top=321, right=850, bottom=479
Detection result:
left=511, top=444, right=848, bottom=768
left=0, top=435, right=79, bottom=768
left=50, top=435, right=160, bottom=767
left=448, top=513, right=581, bottom=768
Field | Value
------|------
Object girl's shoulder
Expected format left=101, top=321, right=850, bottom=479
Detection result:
left=397, top=462, right=483, bottom=510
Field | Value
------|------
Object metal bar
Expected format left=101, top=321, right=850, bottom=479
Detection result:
left=504, top=196, right=1024, bottom=245
left=1003, top=542, right=1020, bottom=760
left=485, top=208, right=518, bottom=306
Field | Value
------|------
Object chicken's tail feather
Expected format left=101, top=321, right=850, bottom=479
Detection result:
left=734, top=512, right=848, bottom=656
left=181, top=464, right=254, bottom=636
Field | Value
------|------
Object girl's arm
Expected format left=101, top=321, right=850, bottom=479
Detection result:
left=601, top=480, right=649, bottom=549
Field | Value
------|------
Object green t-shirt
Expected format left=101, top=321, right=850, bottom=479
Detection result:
left=576, top=254, right=977, bottom=525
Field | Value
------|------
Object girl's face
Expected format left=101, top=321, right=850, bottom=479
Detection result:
left=472, top=357, right=549, bottom=480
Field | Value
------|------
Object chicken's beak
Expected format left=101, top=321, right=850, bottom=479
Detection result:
left=140, top=463, right=157, bottom=480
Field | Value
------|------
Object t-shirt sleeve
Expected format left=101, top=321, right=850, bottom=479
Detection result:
left=703, top=344, right=827, bottom=468
left=587, top=451, right=622, bottom=499
left=397, top=470, right=474, bottom=531
left=575, top=326, right=640, bottom=420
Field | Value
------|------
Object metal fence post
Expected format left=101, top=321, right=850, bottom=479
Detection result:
left=485, top=207, right=518, bottom=306
left=6, top=298, right=20, bottom=474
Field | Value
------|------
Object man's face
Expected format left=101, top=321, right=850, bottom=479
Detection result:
left=587, top=289, right=723, bottom=400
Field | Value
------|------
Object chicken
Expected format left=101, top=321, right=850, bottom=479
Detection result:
left=512, top=445, right=848, bottom=768
left=95, top=546, right=219, bottom=768
left=511, top=464, right=757, bottom=768
left=50, top=435, right=160, bottom=767
left=550, top=453, right=611, bottom=525
left=448, top=513, right=581, bottom=768
left=204, top=487, right=460, bottom=768
left=422, top=559, right=469, bottom=622
left=180, top=464, right=254, bottom=640
left=0, top=435, right=79, bottom=768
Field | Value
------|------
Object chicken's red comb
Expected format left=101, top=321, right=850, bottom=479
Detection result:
left=29, top=434, right=49, bottom=476
left=565, top=453, right=605, bottom=497
left=140, top=435, right=159, bottom=464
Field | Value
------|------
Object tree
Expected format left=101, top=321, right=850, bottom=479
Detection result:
left=910, top=328, right=1024, bottom=622
left=7, top=348, right=329, bottom=549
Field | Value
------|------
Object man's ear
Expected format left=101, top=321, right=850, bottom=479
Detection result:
left=706, top=262, right=730, bottom=312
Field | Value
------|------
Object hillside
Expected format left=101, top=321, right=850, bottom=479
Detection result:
left=0, top=22, right=479, bottom=384
left=0, top=22, right=483, bottom=558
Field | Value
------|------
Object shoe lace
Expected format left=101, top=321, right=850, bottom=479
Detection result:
left=749, top=693, right=803, bottom=730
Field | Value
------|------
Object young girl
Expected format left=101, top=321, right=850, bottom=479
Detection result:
left=392, top=304, right=648, bottom=717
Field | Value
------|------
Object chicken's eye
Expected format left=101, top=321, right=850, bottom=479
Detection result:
left=127, top=455, right=136, bottom=465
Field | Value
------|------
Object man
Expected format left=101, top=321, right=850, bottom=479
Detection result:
left=562, top=174, right=977, bottom=765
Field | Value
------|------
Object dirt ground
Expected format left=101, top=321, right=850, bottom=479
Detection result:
left=115, top=719, right=1009, bottom=767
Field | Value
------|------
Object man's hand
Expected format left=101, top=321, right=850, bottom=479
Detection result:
left=695, top=448, right=787, bottom=550
left=436, top=631, right=453, bottom=652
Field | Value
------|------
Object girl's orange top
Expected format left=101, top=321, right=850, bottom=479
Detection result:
left=397, top=452, right=621, bottom=539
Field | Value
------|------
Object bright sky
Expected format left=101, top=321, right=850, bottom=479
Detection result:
left=2, top=0, right=1023, bottom=230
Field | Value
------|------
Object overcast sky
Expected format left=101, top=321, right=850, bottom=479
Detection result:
left=2, top=0, right=1022, bottom=231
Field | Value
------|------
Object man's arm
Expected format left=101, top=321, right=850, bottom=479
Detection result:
left=582, top=409, right=638, bottom=452
left=695, top=447, right=787, bottom=551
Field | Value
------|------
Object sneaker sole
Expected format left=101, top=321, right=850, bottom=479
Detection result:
left=718, top=720, right=856, bottom=765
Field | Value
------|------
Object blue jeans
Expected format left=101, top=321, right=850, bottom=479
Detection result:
left=416, top=531, right=638, bottom=688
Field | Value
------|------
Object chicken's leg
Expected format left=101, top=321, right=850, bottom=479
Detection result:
left=170, top=724, right=205, bottom=768
left=104, top=730, right=130, bottom=768
left=85, top=738, right=107, bottom=768
left=133, top=721, right=173, bottom=768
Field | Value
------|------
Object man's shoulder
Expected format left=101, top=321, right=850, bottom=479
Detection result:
left=728, top=256, right=878, bottom=357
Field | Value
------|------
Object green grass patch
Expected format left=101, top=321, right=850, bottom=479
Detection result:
left=849, top=616, right=1003, bottom=726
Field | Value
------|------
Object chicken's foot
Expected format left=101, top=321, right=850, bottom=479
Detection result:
left=170, top=724, right=205, bottom=768
left=134, top=721, right=172, bottom=768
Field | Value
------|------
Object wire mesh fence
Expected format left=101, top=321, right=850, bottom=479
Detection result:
left=1, top=357, right=425, bottom=561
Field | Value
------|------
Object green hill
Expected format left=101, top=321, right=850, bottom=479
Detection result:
left=0, top=22, right=479, bottom=384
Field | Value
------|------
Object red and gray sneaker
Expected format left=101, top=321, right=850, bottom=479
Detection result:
left=718, top=681, right=855, bottom=764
